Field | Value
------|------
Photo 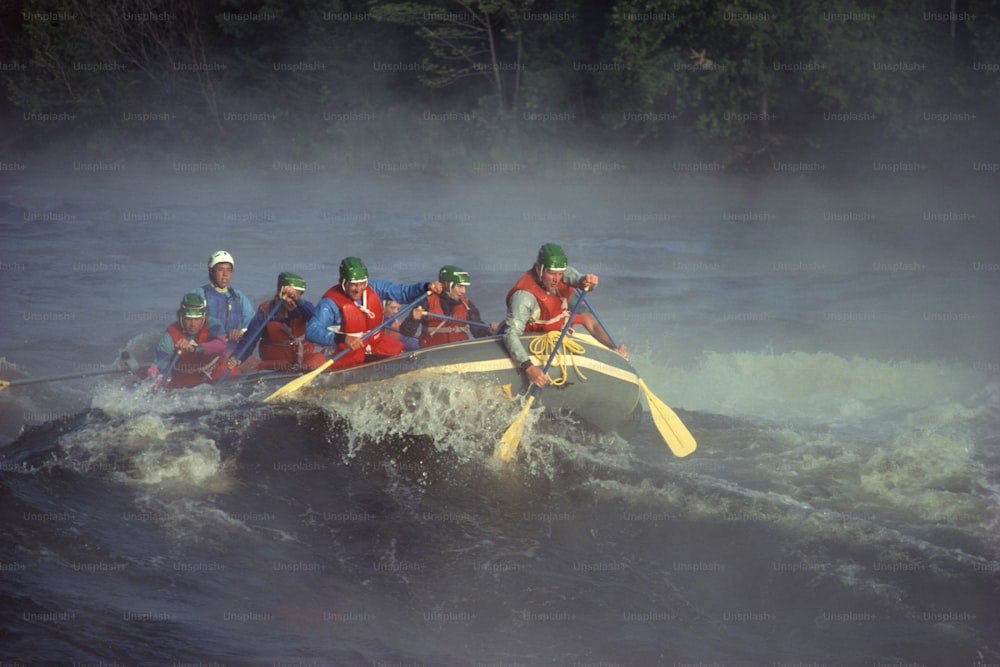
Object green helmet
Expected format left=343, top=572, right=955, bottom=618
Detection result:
left=277, top=271, right=306, bottom=292
left=438, top=265, right=470, bottom=291
left=537, top=243, right=568, bottom=271
left=179, top=291, right=207, bottom=318
left=339, top=256, right=368, bottom=288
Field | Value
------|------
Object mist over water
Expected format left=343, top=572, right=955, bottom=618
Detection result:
left=4, top=161, right=996, bottom=370
left=1, top=159, right=997, bottom=664
left=2, top=2, right=1000, bottom=659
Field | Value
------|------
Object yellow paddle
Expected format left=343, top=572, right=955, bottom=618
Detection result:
left=263, top=291, right=430, bottom=403
left=494, top=290, right=590, bottom=462
left=577, top=291, right=695, bottom=457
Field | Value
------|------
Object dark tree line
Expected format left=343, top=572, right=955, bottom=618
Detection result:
left=2, top=0, right=997, bottom=172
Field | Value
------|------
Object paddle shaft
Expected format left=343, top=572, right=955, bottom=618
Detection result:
left=0, top=351, right=135, bottom=392
left=329, top=290, right=430, bottom=363
left=576, top=289, right=620, bottom=349
left=155, top=339, right=199, bottom=394
left=216, top=297, right=284, bottom=384
left=0, top=367, right=128, bottom=391
left=428, top=310, right=506, bottom=336
left=495, top=289, right=591, bottom=461
left=152, top=349, right=183, bottom=394
left=530, top=292, right=588, bottom=393
left=412, top=310, right=494, bottom=329
left=576, top=290, right=696, bottom=457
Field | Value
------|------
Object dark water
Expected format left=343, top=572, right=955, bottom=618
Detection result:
left=1, top=167, right=998, bottom=665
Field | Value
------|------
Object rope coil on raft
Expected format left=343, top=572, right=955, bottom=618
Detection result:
left=528, top=330, right=587, bottom=385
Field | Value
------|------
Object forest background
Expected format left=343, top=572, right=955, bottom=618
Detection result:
left=2, top=0, right=997, bottom=176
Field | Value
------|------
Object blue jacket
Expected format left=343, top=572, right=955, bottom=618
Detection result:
left=306, top=280, right=426, bottom=347
left=197, top=284, right=254, bottom=334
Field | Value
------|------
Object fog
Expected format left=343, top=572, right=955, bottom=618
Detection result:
left=2, top=6, right=1000, bottom=665
left=3, top=152, right=997, bottom=375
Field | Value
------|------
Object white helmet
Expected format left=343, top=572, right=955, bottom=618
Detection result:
left=209, top=250, right=235, bottom=270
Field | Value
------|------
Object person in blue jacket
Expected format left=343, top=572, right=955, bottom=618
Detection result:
left=305, top=256, right=441, bottom=367
left=196, top=250, right=254, bottom=346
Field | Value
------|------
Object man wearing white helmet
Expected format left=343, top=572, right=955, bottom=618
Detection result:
left=196, top=250, right=254, bottom=345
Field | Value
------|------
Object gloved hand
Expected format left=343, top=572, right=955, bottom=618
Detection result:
left=146, top=363, right=164, bottom=391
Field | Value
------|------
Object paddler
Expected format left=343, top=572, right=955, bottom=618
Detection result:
left=237, top=272, right=326, bottom=371
left=196, top=250, right=254, bottom=347
left=400, top=265, right=499, bottom=347
left=504, top=243, right=628, bottom=388
left=382, top=299, right=420, bottom=351
left=147, top=292, right=236, bottom=389
left=305, top=257, right=443, bottom=368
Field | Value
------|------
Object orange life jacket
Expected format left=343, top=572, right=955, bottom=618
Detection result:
left=256, top=301, right=325, bottom=370
left=419, top=294, right=472, bottom=347
left=164, top=321, right=230, bottom=388
left=322, top=285, right=403, bottom=367
left=505, top=269, right=578, bottom=333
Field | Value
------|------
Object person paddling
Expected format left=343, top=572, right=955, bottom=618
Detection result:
left=382, top=299, right=420, bottom=351
left=237, top=272, right=326, bottom=371
left=305, top=257, right=443, bottom=368
left=147, top=292, right=235, bottom=389
left=400, top=265, right=499, bottom=347
left=503, top=243, right=628, bottom=388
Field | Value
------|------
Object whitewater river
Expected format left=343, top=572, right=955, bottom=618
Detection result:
left=1, top=163, right=997, bottom=666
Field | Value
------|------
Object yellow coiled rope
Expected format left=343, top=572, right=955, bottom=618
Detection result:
left=529, top=331, right=588, bottom=386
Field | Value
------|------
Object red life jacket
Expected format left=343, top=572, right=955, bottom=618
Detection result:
left=419, top=294, right=472, bottom=347
left=505, top=269, right=578, bottom=333
left=256, top=300, right=325, bottom=371
left=164, top=321, right=230, bottom=388
left=322, top=285, right=403, bottom=367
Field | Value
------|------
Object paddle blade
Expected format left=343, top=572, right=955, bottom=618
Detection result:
left=638, top=378, right=697, bottom=458
left=263, top=359, right=333, bottom=403
left=494, top=395, right=536, bottom=461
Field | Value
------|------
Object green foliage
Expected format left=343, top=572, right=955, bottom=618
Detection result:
left=9, top=0, right=233, bottom=145
left=3, top=0, right=996, bottom=170
left=368, top=0, right=535, bottom=112
left=9, top=0, right=119, bottom=117
left=601, top=0, right=996, bottom=162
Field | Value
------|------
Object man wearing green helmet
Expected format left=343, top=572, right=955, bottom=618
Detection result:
left=236, top=272, right=326, bottom=371
left=505, top=243, right=628, bottom=388
left=400, top=265, right=499, bottom=347
left=147, top=291, right=231, bottom=389
left=306, top=257, right=443, bottom=368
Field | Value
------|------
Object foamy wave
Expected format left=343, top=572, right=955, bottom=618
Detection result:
left=859, top=429, right=996, bottom=532
left=587, top=474, right=995, bottom=569
left=89, top=377, right=248, bottom=419
left=295, top=372, right=633, bottom=479
left=299, top=374, right=518, bottom=462
left=129, top=433, right=221, bottom=485
left=645, top=349, right=989, bottom=428
left=622, top=348, right=998, bottom=550
left=56, top=411, right=223, bottom=486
